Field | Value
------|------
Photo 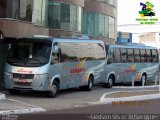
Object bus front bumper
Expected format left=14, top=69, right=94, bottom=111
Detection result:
left=4, top=72, right=50, bottom=91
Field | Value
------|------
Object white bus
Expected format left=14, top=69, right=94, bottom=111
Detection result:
left=105, top=43, right=159, bottom=86
left=4, top=36, right=107, bottom=97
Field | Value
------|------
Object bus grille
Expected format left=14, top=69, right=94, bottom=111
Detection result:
left=14, top=82, right=32, bottom=86
left=13, top=73, right=34, bottom=79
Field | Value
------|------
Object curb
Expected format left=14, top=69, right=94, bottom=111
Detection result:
left=0, top=107, right=46, bottom=115
left=113, top=85, right=159, bottom=89
left=100, top=91, right=160, bottom=104
left=0, top=93, right=6, bottom=100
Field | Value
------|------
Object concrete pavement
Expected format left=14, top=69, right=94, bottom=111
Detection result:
left=0, top=93, right=46, bottom=115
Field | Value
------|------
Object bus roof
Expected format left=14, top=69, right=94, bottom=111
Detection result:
left=53, top=38, right=104, bottom=43
left=106, top=44, right=157, bottom=50
left=17, top=37, right=52, bottom=42
left=17, top=36, right=104, bottom=44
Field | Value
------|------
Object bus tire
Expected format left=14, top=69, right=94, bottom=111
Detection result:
left=8, top=89, right=21, bottom=95
left=47, top=81, right=59, bottom=98
left=85, top=75, right=93, bottom=91
left=139, top=74, right=146, bottom=86
left=106, top=75, right=114, bottom=88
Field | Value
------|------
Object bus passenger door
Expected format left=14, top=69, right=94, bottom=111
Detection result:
left=69, top=44, right=84, bottom=88
left=50, top=44, right=71, bottom=89
left=105, top=48, right=125, bottom=83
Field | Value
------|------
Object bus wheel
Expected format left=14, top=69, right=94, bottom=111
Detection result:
left=47, top=81, right=59, bottom=98
left=85, top=75, right=93, bottom=91
left=140, top=74, right=146, bottom=86
left=106, top=76, right=114, bottom=88
left=8, top=89, right=21, bottom=95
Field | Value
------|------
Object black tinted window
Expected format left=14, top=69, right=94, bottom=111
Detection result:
left=120, top=48, right=127, bottom=63
left=146, top=49, right=152, bottom=62
left=152, top=49, right=158, bottom=62
left=114, top=48, right=121, bottom=63
left=134, top=49, right=140, bottom=62
left=58, top=42, right=105, bottom=62
left=128, top=49, right=134, bottom=62
left=140, top=49, right=146, bottom=62
left=107, top=48, right=114, bottom=63
left=58, top=43, right=77, bottom=62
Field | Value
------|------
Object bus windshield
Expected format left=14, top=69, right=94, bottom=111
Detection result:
left=6, top=40, right=52, bottom=67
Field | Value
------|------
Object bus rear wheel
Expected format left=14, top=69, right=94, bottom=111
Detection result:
left=85, top=75, right=93, bottom=91
left=47, top=81, right=59, bottom=98
left=106, top=75, right=114, bottom=88
left=139, top=74, right=146, bottom=86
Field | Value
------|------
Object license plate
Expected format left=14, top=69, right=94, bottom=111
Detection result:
left=17, top=79, right=27, bottom=83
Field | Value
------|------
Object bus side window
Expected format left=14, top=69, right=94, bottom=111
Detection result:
left=140, top=49, right=146, bottom=62
left=127, top=49, right=134, bottom=63
left=120, top=48, right=127, bottom=63
left=152, top=49, right=158, bottom=62
left=146, top=49, right=152, bottom=62
left=134, top=49, right=140, bottom=62
left=114, top=48, right=121, bottom=63
left=107, top=48, right=114, bottom=64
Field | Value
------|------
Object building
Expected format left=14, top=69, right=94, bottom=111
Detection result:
left=117, top=32, right=132, bottom=44
left=0, top=0, right=117, bottom=88
left=139, top=32, right=160, bottom=54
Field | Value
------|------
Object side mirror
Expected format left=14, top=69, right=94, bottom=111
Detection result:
left=51, top=57, right=58, bottom=64
left=51, top=46, right=60, bottom=64
left=53, top=46, right=59, bottom=54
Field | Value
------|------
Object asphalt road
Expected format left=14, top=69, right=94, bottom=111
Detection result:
left=1, top=85, right=160, bottom=120
left=2, top=85, right=159, bottom=111
left=15, top=99, right=160, bottom=120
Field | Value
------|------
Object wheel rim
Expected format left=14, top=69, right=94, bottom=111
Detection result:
left=142, top=75, right=146, bottom=83
left=108, top=78, right=113, bottom=86
left=51, top=84, right=57, bottom=95
left=89, top=80, right=93, bottom=89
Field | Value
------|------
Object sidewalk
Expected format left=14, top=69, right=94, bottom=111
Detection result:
left=105, top=90, right=159, bottom=98
left=0, top=93, right=46, bottom=115
left=100, top=90, right=160, bottom=104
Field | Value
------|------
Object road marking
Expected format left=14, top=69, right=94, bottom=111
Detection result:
left=7, top=98, right=43, bottom=108
left=0, top=98, right=46, bottom=115
left=0, top=108, right=46, bottom=115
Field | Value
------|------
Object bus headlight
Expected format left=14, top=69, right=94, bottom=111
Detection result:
left=4, top=72, right=12, bottom=79
left=35, top=74, right=48, bottom=79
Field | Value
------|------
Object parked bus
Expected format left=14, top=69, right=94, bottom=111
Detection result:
left=105, top=43, right=159, bottom=86
left=4, top=36, right=107, bottom=97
